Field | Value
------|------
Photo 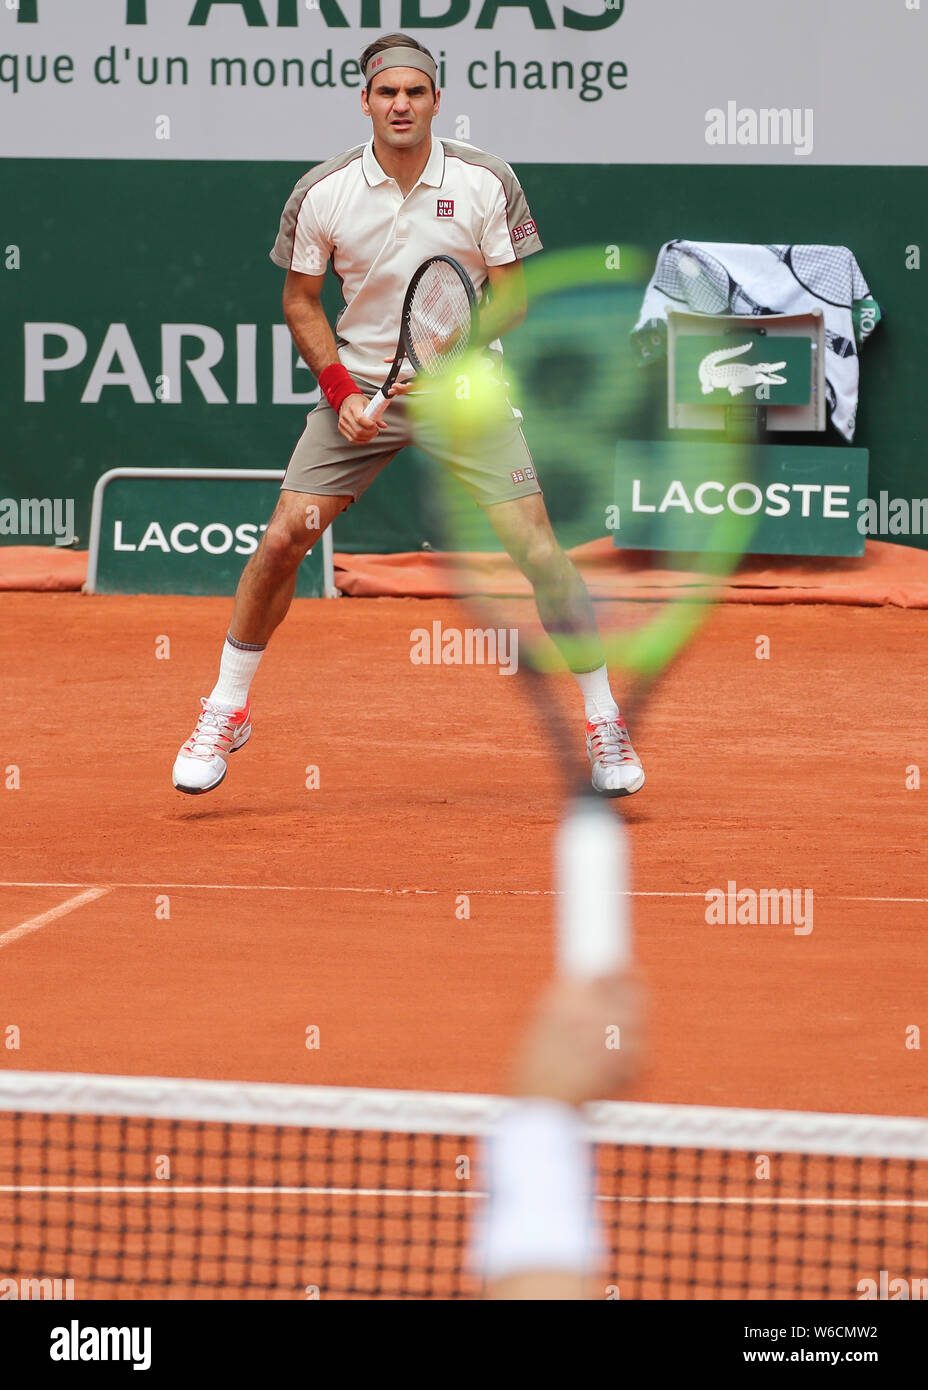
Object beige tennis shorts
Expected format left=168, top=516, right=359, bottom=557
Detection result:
left=282, top=375, right=543, bottom=508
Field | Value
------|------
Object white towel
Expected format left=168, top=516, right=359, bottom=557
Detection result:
left=632, top=241, right=881, bottom=441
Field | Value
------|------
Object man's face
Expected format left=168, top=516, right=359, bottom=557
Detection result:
left=361, top=68, right=440, bottom=150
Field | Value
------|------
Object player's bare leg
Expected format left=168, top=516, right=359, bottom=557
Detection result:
left=172, top=490, right=350, bottom=794
left=229, top=490, right=348, bottom=645
left=484, top=493, right=645, bottom=797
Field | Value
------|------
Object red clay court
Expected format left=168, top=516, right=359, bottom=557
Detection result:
left=1, top=583, right=925, bottom=1118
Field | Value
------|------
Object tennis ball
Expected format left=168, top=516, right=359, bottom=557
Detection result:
left=411, top=348, right=521, bottom=451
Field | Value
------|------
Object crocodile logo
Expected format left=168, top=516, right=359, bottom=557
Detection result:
left=699, top=342, right=787, bottom=396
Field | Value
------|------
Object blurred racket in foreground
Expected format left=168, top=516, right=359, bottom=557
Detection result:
left=409, top=246, right=760, bottom=977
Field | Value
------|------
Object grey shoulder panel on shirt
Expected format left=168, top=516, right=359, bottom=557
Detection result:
left=439, top=139, right=519, bottom=189
left=269, top=145, right=366, bottom=270
left=439, top=140, right=542, bottom=261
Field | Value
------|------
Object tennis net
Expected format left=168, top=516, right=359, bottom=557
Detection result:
left=1, top=1070, right=925, bottom=1300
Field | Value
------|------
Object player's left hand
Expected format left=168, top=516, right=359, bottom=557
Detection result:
left=382, top=354, right=413, bottom=397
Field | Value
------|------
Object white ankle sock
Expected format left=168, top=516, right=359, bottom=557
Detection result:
left=572, top=664, right=620, bottom=722
left=209, top=633, right=266, bottom=708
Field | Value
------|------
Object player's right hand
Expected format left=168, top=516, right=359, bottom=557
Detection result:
left=509, top=970, right=647, bottom=1107
left=337, top=392, right=385, bottom=443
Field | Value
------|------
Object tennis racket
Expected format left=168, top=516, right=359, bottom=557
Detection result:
left=363, top=255, right=478, bottom=422
left=408, top=246, right=760, bottom=982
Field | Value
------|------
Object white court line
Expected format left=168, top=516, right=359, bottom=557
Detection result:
left=0, top=1185, right=923, bottom=1209
left=0, top=888, right=111, bottom=950
left=2, top=882, right=928, bottom=906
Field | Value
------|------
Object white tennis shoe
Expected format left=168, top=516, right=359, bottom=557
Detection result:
left=586, top=712, right=645, bottom=797
left=172, top=698, right=252, bottom=795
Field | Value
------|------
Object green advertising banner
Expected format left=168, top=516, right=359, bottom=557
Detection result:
left=674, top=336, right=812, bottom=406
left=86, top=468, right=332, bottom=595
left=613, top=443, right=869, bottom=558
left=1, top=159, right=922, bottom=555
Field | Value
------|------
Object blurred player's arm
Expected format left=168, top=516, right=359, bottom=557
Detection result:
left=479, top=971, right=645, bottom=1301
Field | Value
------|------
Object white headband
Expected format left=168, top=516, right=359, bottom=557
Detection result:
left=364, top=46, right=438, bottom=86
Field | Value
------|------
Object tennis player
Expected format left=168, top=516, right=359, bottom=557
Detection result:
left=171, top=33, right=645, bottom=799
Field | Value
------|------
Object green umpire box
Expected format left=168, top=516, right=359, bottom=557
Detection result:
left=614, top=443, right=869, bottom=557
left=85, top=468, right=335, bottom=597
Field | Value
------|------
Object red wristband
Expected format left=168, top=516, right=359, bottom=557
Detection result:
left=318, top=363, right=361, bottom=412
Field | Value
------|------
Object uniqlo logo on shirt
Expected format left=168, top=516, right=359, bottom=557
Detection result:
left=437, top=199, right=455, bottom=217
left=512, top=219, right=537, bottom=243
left=511, top=470, right=525, bottom=485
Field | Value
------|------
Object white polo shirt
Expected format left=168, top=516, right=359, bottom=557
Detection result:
left=269, top=135, right=543, bottom=384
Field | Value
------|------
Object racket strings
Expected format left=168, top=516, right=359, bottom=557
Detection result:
left=406, top=263, right=474, bottom=374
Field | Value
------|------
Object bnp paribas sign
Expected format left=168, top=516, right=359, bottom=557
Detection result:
left=3, top=0, right=628, bottom=168
left=4, top=0, right=912, bottom=164
left=10, top=1, right=623, bottom=27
